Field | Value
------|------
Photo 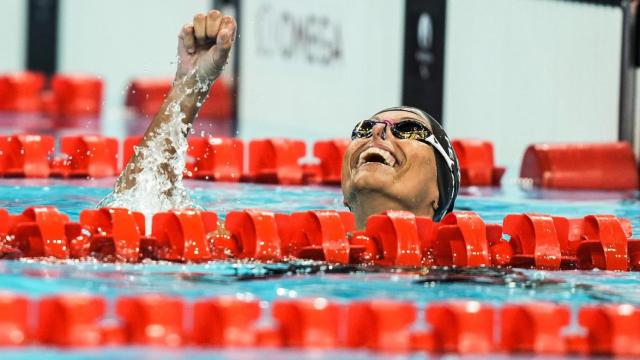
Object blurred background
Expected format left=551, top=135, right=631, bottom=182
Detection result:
left=0, top=0, right=636, bottom=167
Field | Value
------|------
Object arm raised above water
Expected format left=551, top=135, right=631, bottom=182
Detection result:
left=113, top=11, right=237, bottom=195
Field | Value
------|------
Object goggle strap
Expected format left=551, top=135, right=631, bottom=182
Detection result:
left=425, top=135, right=455, bottom=171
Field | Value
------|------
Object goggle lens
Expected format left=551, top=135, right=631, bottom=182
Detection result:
left=351, top=119, right=430, bottom=140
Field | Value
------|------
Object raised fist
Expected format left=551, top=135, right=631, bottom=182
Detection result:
left=176, top=10, right=237, bottom=83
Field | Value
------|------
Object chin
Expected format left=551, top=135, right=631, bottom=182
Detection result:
left=350, top=168, right=395, bottom=192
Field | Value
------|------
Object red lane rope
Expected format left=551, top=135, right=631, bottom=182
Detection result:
left=0, top=293, right=639, bottom=356
left=0, top=206, right=638, bottom=271
left=0, top=133, right=636, bottom=190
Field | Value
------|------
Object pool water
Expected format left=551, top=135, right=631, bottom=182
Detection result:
left=1, top=175, right=640, bottom=359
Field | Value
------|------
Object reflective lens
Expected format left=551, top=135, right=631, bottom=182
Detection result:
left=351, top=120, right=377, bottom=139
left=350, top=118, right=454, bottom=171
left=391, top=120, right=430, bottom=140
left=351, top=119, right=432, bottom=141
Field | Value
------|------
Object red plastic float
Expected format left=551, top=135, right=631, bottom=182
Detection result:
left=126, top=78, right=232, bottom=121
left=629, top=240, right=640, bottom=271
left=427, top=301, right=494, bottom=354
left=551, top=216, right=584, bottom=257
left=0, top=134, right=54, bottom=177
left=281, top=210, right=354, bottom=264
left=346, top=300, right=417, bottom=351
left=452, top=139, right=505, bottom=186
left=364, top=210, right=432, bottom=266
left=502, top=214, right=564, bottom=270
left=0, top=292, right=29, bottom=346
left=0, top=72, right=45, bottom=113
left=7, top=206, right=89, bottom=259
left=224, top=210, right=281, bottom=261
left=578, top=304, right=640, bottom=356
left=0, top=293, right=638, bottom=356
left=248, top=139, right=306, bottom=184
left=186, top=137, right=243, bottom=181
left=47, top=74, right=103, bottom=118
left=520, top=142, right=638, bottom=190
left=192, top=297, right=262, bottom=347
left=433, top=211, right=491, bottom=267
left=116, top=295, right=185, bottom=346
left=38, top=294, right=106, bottom=347
left=125, top=78, right=172, bottom=118
left=199, top=79, right=233, bottom=120
left=500, top=303, right=570, bottom=354
left=51, top=135, right=119, bottom=178
left=151, top=209, right=218, bottom=262
left=577, top=215, right=629, bottom=271
left=273, top=298, right=342, bottom=348
left=486, top=223, right=512, bottom=267
left=312, top=139, right=349, bottom=185
left=79, top=208, right=147, bottom=262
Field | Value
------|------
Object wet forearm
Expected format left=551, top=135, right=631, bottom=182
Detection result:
left=114, top=74, right=212, bottom=193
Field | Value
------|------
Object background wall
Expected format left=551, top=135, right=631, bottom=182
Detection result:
left=58, top=0, right=212, bottom=135
left=237, top=0, right=406, bottom=141
left=0, top=0, right=27, bottom=72
left=443, top=0, right=623, bottom=166
left=0, top=0, right=630, bottom=169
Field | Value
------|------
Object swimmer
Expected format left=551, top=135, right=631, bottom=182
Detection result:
left=108, top=10, right=460, bottom=229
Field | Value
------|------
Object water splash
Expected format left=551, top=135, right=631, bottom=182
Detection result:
left=98, top=71, right=212, bottom=229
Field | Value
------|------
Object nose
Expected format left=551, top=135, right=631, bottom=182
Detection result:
left=371, top=122, right=390, bottom=140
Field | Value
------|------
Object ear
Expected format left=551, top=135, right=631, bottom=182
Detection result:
left=343, top=199, right=351, bottom=211
left=431, top=199, right=439, bottom=216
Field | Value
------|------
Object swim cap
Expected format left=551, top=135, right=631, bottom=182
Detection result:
left=373, top=106, right=460, bottom=221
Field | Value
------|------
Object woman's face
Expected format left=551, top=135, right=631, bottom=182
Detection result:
left=341, top=110, right=440, bottom=219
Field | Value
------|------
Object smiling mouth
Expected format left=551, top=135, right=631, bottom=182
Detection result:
left=357, top=147, right=397, bottom=168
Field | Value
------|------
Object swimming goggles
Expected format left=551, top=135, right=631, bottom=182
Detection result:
left=351, top=119, right=455, bottom=171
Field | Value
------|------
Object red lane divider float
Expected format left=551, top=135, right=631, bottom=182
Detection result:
left=313, top=139, right=349, bottom=185
left=38, top=294, right=106, bottom=347
left=79, top=208, right=148, bottom=262
left=46, top=74, right=103, bottom=119
left=51, top=135, right=119, bottom=178
left=0, top=72, right=45, bottom=113
left=192, top=296, right=263, bottom=347
left=1, top=206, right=89, bottom=259
left=520, top=142, right=639, bottom=190
left=346, top=300, right=417, bottom=351
left=2, top=294, right=640, bottom=356
left=6, top=133, right=637, bottom=193
left=186, top=137, right=243, bottom=182
left=117, top=295, right=185, bottom=346
left=0, top=134, right=54, bottom=178
left=273, top=298, right=342, bottom=349
left=434, top=211, right=491, bottom=267
left=126, top=77, right=232, bottom=121
left=500, top=302, right=570, bottom=354
left=0, top=207, right=639, bottom=272
left=152, top=209, right=218, bottom=262
left=248, top=138, right=306, bottom=184
left=427, top=301, right=495, bottom=353
left=278, top=210, right=355, bottom=264
left=0, top=292, right=28, bottom=346
left=452, top=139, right=505, bottom=186
left=224, top=209, right=281, bottom=261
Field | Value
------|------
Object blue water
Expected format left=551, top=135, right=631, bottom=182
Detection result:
left=1, top=176, right=640, bottom=359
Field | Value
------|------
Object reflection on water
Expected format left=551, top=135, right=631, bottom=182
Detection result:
left=2, top=259, right=640, bottom=306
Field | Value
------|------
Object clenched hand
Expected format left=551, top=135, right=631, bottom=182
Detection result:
left=176, top=10, right=237, bottom=82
